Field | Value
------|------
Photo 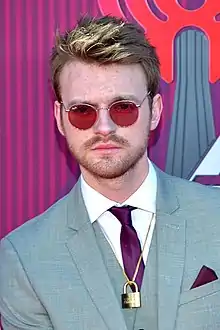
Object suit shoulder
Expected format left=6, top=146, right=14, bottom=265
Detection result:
left=171, top=173, right=219, bottom=193
left=163, top=171, right=220, bottom=205
left=2, top=190, right=71, bottom=247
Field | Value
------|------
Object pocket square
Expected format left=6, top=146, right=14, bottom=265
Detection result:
left=190, top=265, right=218, bottom=289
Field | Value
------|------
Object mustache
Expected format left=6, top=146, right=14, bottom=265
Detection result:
left=84, top=134, right=129, bottom=149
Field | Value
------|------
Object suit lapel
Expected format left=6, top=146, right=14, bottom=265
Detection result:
left=66, top=181, right=127, bottom=330
left=156, top=168, right=186, bottom=330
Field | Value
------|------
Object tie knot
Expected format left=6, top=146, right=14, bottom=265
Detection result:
left=109, top=206, right=136, bottom=226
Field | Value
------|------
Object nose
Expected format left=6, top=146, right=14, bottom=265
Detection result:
left=93, top=108, right=117, bottom=136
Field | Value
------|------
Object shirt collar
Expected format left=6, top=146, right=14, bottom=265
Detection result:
left=80, top=159, right=157, bottom=223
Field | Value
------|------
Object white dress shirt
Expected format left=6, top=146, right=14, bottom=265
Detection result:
left=80, top=160, right=157, bottom=269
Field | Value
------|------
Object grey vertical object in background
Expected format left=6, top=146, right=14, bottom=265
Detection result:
left=165, top=30, right=216, bottom=179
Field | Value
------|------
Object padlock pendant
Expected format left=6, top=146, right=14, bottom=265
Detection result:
left=121, top=281, right=141, bottom=309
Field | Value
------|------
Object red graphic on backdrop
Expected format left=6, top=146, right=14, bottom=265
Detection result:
left=98, top=0, right=220, bottom=83
left=194, top=175, right=220, bottom=185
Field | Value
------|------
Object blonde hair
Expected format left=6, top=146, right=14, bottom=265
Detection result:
left=51, top=16, right=160, bottom=101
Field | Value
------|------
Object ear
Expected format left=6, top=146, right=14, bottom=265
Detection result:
left=150, top=94, right=163, bottom=131
left=54, top=101, right=65, bottom=136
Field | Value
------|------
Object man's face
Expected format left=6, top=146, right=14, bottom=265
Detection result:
left=54, top=60, right=162, bottom=179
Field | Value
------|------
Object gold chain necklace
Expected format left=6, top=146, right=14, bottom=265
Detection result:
left=120, top=212, right=155, bottom=309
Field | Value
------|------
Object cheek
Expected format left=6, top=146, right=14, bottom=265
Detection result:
left=135, top=112, right=151, bottom=132
left=139, top=112, right=151, bottom=134
left=133, top=126, right=148, bottom=142
left=131, top=122, right=150, bottom=146
left=139, top=108, right=151, bottom=123
left=63, top=122, right=92, bottom=149
left=118, top=124, right=147, bottom=145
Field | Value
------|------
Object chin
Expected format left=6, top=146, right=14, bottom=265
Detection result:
left=86, top=163, right=134, bottom=180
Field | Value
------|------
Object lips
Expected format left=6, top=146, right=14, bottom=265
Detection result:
left=92, top=144, right=120, bottom=150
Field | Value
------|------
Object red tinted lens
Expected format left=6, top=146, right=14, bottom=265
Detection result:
left=68, top=104, right=97, bottom=130
left=109, top=101, right=139, bottom=127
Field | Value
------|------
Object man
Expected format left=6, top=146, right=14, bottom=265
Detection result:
left=0, top=15, right=220, bottom=330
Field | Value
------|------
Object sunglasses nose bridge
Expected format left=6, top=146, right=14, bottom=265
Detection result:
left=93, top=107, right=117, bottom=135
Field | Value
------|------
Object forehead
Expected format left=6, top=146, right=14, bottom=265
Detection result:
left=59, top=60, right=147, bottom=101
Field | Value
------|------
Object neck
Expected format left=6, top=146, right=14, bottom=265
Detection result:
left=81, top=158, right=149, bottom=203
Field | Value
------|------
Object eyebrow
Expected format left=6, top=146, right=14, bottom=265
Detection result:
left=65, top=94, right=142, bottom=108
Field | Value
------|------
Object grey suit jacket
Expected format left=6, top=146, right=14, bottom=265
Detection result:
left=1, top=167, right=220, bottom=330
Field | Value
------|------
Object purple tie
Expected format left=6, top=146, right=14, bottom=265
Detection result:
left=109, top=206, right=145, bottom=290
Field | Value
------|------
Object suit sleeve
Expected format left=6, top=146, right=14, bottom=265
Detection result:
left=0, top=237, right=53, bottom=329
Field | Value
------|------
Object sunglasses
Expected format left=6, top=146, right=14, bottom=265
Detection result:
left=60, top=91, right=151, bottom=130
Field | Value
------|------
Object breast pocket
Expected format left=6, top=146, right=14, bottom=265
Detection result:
left=179, top=279, right=220, bottom=305
left=176, top=281, right=220, bottom=330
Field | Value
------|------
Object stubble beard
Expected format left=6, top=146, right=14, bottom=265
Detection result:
left=68, top=136, right=149, bottom=180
